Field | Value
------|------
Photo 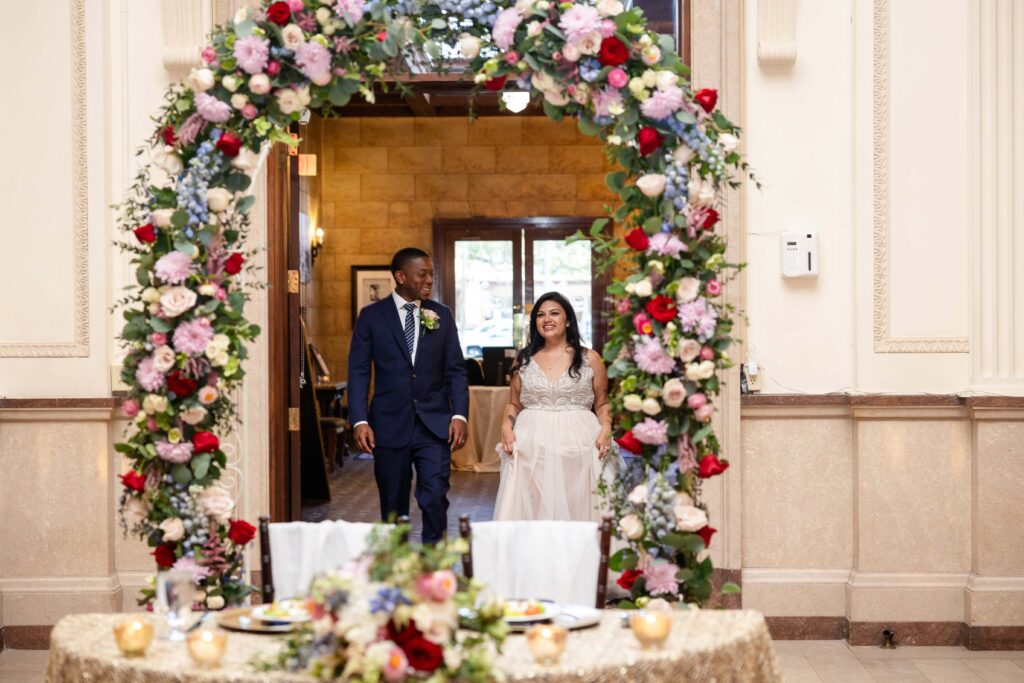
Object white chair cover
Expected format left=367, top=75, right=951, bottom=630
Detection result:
left=470, top=520, right=601, bottom=606
left=268, top=520, right=378, bottom=599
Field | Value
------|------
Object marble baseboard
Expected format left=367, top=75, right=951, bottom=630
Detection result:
left=762, top=617, right=1024, bottom=649
left=3, top=625, right=51, bottom=650
left=969, top=626, right=1024, bottom=650
left=849, top=621, right=967, bottom=646
left=765, top=616, right=849, bottom=640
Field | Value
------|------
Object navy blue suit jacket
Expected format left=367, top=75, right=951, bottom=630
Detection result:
left=347, top=298, right=469, bottom=449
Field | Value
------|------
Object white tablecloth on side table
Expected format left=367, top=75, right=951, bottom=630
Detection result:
left=452, top=386, right=508, bottom=473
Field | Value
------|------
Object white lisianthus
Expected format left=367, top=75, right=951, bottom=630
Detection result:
left=641, top=45, right=662, bottom=66
left=142, top=394, right=169, bottom=415
left=527, top=20, right=544, bottom=37
left=159, top=517, right=185, bottom=542
left=676, top=276, right=701, bottom=303
left=578, top=31, right=602, bottom=55
left=181, top=406, right=208, bottom=425
left=296, top=85, right=312, bottom=107
left=281, top=24, right=305, bottom=50
left=147, top=302, right=161, bottom=315
left=198, top=283, right=218, bottom=296
left=249, top=74, right=271, bottom=95
left=637, top=173, right=666, bottom=198
left=231, top=147, right=261, bottom=175
left=655, top=70, right=679, bottom=90
left=572, top=82, right=592, bottom=105
left=315, top=7, right=330, bottom=23
left=543, top=89, right=569, bottom=107
left=641, top=69, right=657, bottom=88
left=222, top=74, right=241, bottom=92
left=628, top=77, right=647, bottom=96
left=230, top=93, right=249, bottom=110
left=638, top=34, right=653, bottom=47
left=679, top=339, right=702, bottom=363
left=673, top=145, right=696, bottom=165
left=674, top=504, right=708, bottom=532
left=123, top=497, right=149, bottom=528
left=142, top=287, right=161, bottom=304
left=152, top=147, right=183, bottom=177
left=458, top=33, right=481, bottom=59
left=607, top=134, right=623, bottom=145
left=633, top=278, right=653, bottom=298
left=619, top=514, right=644, bottom=540
left=627, top=484, right=648, bottom=506
left=188, top=67, right=216, bottom=92
left=160, top=286, right=197, bottom=317
left=206, top=187, right=233, bottom=213
left=443, top=647, right=464, bottom=671
left=276, top=88, right=304, bottom=115
left=662, top=378, right=686, bottom=408
left=562, top=42, right=582, bottom=62
left=685, top=360, right=716, bottom=381
left=648, top=260, right=665, bottom=274
left=537, top=0, right=550, bottom=10
left=515, top=0, right=535, bottom=13
left=198, top=485, right=234, bottom=523
left=151, top=208, right=175, bottom=228
left=623, top=394, right=643, bottom=412
left=206, top=334, right=231, bottom=367
left=531, top=70, right=556, bottom=92
left=597, top=0, right=624, bottom=16
left=718, top=133, right=740, bottom=154
left=206, top=595, right=225, bottom=610
left=151, top=345, right=177, bottom=373
left=641, top=397, right=661, bottom=416
left=687, top=176, right=716, bottom=208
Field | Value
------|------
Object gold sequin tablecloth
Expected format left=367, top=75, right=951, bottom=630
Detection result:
left=46, top=610, right=782, bottom=682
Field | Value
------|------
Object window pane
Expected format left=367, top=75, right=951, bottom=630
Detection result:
left=454, top=240, right=514, bottom=357
left=532, top=240, right=593, bottom=349
left=628, top=0, right=681, bottom=52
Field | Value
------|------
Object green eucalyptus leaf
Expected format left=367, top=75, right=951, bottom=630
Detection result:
left=191, top=453, right=212, bottom=480
left=171, top=463, right=192, bottom=484
left=224, top=173, right=251, bottom=193
left=171, top=210, right=189, bottom=228
left=236, top=195, right=256, bottom=214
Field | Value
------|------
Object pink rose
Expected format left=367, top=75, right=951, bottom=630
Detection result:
left=146, top=417, right=158, bottom=432
left=201, top=46, right=217, bottom=64
left=700, top=345, right=715, bottom=361
left=694, top=404, right=714, bottom=422
left=706, top=279, right=722, bottom=296
left=600, top=19, right=616, bottom=37
left=241, top=104, right=258, bottom=120
left=616, top=298, right=631, bottom=314
left=504, top=51, right=519, bottom=65
left=687, top=393, right=707, bottom=410
left=151, top=332, right=167, bottom=346
left=122, top=399, right=140, bottom=417
left=607, top=68, right=628, bottom=89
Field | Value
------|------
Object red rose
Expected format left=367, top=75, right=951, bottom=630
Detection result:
left=265, top=1, right=291, bottom=25
left=615, top=431, right=643, bottom=455
left=167, top=371, right=197, bottom=397
left=617, top=568, right=643, bottom=590
left=388, top=621, right=420, bottom=646
left=162, top=125, right=178, bottom=146
left=192, top=430, right=220, bottom=454
left=638, top=127, right=663, bottom=156
left=216, top=132, right=242, bottom=158
left=403, top=635, right=443, bottom=673
left=153, top=544, right=176, bottom=568
left=120, top=470, right=146, bottom=492
left=224, top=252, right=245, bottom=275
left=698, top=453, right=729, bottom=478
left=598, top=37, right=629, bottom=67
left=697, top=525, right=716, bottom=549
left=133, top=223, right=157, bottom=244
left=646, top=295, right=677, bottom=323
left=624, top=228, right=649, bottom=251
left=376, top=31, right=388, bottom=42
left=228, top=519, right=257, bottom=545
left=701, top=208, right=720, bottom=230
left=485, top=75, right=507, bottom=92
left=694, top=88, right=718, bottom=113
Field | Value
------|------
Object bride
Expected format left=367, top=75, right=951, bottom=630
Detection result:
left=493, top=292, right=613, bottom=521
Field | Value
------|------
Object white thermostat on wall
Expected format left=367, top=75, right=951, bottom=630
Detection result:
left=780, top=231, right=818, bottom=278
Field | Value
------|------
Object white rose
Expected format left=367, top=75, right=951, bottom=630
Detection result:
left=674, top=492, right=694, bottom=507
left=527, top=20, right=544, bottom=37
left=543, top=88, right=569, bottom=106
left=562, top=42, right=581, bottom=62
left=232, top=147, right=261, bottom=175
left=685, top=360, right=716, bottom=381
left=198, top=283, right=218, bottom=296
left=577, top=31, right=602, bottom=55
left=443, top=647, right=464, bottom=671
left=531, top=70, right=556, bottom=93
left=655, top=70, right=679, bottom=90
left=459, top=33, right=481, bottom=59
left=296, top=86, right=311, bottom=107
left=152, top=147, right=183, bottom=177
left=230, top=93, right=248, bottom=110
left=641, top=397, right=661, bottom=416
left=315, top=7, right=330, bottom=23
left=516, top=0, right=535, bottom=13
left=159, top=517, right=185, bottom=542
left=206, top=187, right=233, bottom=213
left=634, top=278, right=653, bottom=298
left=123, top=497, right=149, bottom=528
left=147, top=302, right=161, bottom=315
left=281, top=24, right=305, bottom=50
left=249, top=74, right=271, bottom=95
left=537, top=0, right=550, bottom=10
left=222, top=74, right=241, bottom=92
left=718, top=133, right=739, bottom=154
left=623, top=394, right=643, bottom=412
left=188, top=67, right=216, bottom=92
left=641, top=45, right=662, bottom=66
left=641, top=69, right=657, bottom=88
left=597, top=0, right=624, bottom=16
left=679, top=339, right=702, bottom=363
left=673, top=145, right=696, bottom=165
left=198, top=485, right=235, bottom=523
left=619, top=513, right=644, bottom=540
left=276, top=88, right=303, bottom=115
left=674, top=504, right=708, bottom=532
left=142, top=394, right=169, bottom=415
left=142, top=287, right=161, bottom=304
left=208, top=349, right=230, bottom=367
left=688, top=177, right=715, bottom=208
left=151, top=345, right=177, bottom=373
left=206, top=595, right=225, bottom=610
left=151, top=208, right=175, bottom=228
left=628, top=77, right=647, bottom=96
left=649, top=260, right=665, bottom=274
left=662, top=378, right=686, bottom=408
left=159, top=286, right=197, bottom=317
left=676, top=277, right=701, bottom=303
left=627, top=484, right=648, bottom=506
left=181, top=406, right=208, bottom=425
left=637, top=173, right=666, bottom=198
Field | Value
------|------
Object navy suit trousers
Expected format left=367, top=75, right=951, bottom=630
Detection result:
left=372, top=416, right=451, bottom=544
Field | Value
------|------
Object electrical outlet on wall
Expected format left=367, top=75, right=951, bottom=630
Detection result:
left=746, top=361, right=763, bottom=392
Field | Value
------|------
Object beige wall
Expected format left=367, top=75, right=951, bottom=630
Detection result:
left=308, top=116, right=614, bottom=379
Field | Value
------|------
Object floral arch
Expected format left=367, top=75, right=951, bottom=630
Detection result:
left=116, top=0, right=750, bottom=613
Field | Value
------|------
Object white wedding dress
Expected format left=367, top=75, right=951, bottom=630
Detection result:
left=493, top=354, right=606, bottom=521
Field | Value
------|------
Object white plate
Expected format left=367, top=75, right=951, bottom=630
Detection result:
left=550, top=604, right=602, bottom=630
left=503, top=599, right=560, bottom=624
left=250, top=600, right=311, bottom=623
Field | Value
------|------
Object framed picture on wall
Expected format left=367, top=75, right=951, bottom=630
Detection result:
left=351, top=265, right=394, bottom=324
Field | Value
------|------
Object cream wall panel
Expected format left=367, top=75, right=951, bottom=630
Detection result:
left=972, top=419, right=1024, bottom=576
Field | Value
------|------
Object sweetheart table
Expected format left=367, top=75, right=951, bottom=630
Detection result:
left=45, top=609, right=781, bottom=682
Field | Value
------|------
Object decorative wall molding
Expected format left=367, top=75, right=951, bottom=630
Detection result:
left=0, top=0, right=89, bottom=359
left=757, top=0, right=796, bottom=65
left=162, top=0, right=213, bottom=72
left=743, top=568, right=851, bottom=585
left=871, top=0, right=968, bottom=354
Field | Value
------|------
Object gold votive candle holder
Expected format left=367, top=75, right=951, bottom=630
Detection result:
left=526, top=623, right=567, bottom=665
left=186, top=628, right=228, bottom=667
left=629, top=611, right=672, bottom=649
left=113, top=617, right=154, bottom=657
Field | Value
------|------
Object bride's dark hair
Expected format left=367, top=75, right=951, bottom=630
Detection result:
left=511, top=291, right=585, bottom=379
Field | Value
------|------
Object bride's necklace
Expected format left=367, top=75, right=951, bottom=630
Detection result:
left=536, top=347, right=572, bottom=372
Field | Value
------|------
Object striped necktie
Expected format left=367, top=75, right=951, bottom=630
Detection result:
left=402, top=302, right=416, bottom=358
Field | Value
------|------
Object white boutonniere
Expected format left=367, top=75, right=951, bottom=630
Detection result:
left=421, top=309, right=440, bottom=333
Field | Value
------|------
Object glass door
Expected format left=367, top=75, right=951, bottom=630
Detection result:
left=526, top=230, right=595, bottom=349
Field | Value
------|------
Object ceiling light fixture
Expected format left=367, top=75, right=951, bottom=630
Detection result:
left=501, top=91, right=530, bottom=114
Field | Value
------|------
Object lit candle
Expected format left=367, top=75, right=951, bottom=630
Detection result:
left=113, top=618, right=154, bottom=657
left=526, top=624, right=567, bottom=665
left=186, top=628, right=228, bottom=667
left=630, top=611, right=672, bottom=649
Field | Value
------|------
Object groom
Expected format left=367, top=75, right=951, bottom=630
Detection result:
left=348, top=247, right=469, bottom=543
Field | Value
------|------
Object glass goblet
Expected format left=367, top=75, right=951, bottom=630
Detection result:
left=156, top=570, right=195, bottom=641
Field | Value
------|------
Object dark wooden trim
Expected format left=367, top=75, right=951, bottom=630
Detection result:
left=681, top=0, right=692, bottom=67
left=459, top=515, right=473, bottom=579
left=765, top=617, right=850, bottom=641
left=258, top=515, right=274, bottom=604
left=0, top=398, right=117, bottom=409
left=596, top=515, right=612, bottom=608
left=3, top=625, right=51, bottom=650
left=288, top=124, right=303, bottom=519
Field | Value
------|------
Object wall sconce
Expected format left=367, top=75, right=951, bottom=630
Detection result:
left=501, top=91, right=530, bottom=114
left=310, top=227, right=325, bottom=265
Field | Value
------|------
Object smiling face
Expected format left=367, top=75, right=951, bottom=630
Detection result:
left=394, top=256, right=434, bottom=301
left=534, top=300, right=568, bottom=341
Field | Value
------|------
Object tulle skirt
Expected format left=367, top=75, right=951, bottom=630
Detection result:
left=493, top=408, right=607, bottom=522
